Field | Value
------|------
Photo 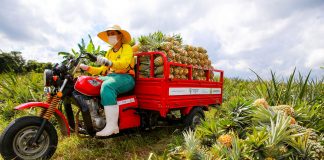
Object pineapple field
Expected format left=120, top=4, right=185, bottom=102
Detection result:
left=0, top=70, right=323, bottom=159
left=0, top=32, right=323, bottom=160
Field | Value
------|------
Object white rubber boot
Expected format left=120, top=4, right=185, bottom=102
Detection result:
left=96, top=105, right=119, bottom=136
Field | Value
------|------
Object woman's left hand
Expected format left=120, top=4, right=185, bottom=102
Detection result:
left=97, top=56, right=113, bottom=66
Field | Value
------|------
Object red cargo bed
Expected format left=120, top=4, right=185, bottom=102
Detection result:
left=134, top=52, right=224, bottom=117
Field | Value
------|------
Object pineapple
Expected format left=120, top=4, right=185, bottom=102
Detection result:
left=184, top=68, right=189, bottom=75
left=180, top=75, right=187, bottom=80
left=174, top=74, right=181, bottom=79
left=180, top=56, right=188, bottom=64
left=139, top=56, right=150, bottom=63
left=170, top=67, right=174, bottom=74
left=173, top=67, right=180, bottom=75
left=217, top=134, right=232, bottom=148
left=187, top=57, right=193, bottom=64
left=167, top=50, right=175, bottom=60
left=290, top=124, right=318, bottom=141
left=188, top=45, right=194, bottom=51
left=272, top=105, right=295, bottom=117
left=154, top=56, right=163, bottom=66
left=198, top=70, right=205, bottom=77
left=187, top=51, right=194, bottom=58
left=178, top=67, right=184, bottom=75
left=197, top=47, right=204, bottom=53
left=174, top=54, right=181, bottom=63
left=139, top=64, right=150, bottom=71
left=192, top=59, right=198, bottom=65
left=252, top=98, right=270, bottom=109
left=161, top=42, right=172, bottom=51
left=308, top=140, right=324, bottom=160
left=154, top=66, right=164, bottom=75
left=179, top=48, right=187, bottom=57
left=199, top=52, right=204, bottom=59
left=290, top=117, right=296, bottom=125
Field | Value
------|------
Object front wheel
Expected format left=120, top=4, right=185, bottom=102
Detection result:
left=0, top=116, right=58, bottom=160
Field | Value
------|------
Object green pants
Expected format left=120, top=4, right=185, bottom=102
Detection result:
left=100, top=74, right=135, bottom=106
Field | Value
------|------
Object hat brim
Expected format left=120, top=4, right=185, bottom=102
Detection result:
left=97, top=27, right=131, bottom=44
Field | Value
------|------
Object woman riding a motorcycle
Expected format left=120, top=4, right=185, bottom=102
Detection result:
left=80, top=25, right=135, bottom=137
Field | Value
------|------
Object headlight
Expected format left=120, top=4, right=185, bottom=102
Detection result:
left=44, top=69, right=53, bottom=86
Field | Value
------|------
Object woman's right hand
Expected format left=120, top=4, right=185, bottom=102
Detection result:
left=80, top=64, right=89, bottom=71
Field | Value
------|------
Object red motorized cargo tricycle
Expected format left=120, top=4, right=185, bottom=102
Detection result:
left=0, top=51, right=223, bottom=159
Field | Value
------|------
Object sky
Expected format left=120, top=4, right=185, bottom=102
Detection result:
left=1, top=0, right=324, bottom=79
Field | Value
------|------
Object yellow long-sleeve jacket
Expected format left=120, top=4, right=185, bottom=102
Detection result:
left=88, top=44, right=135, bottom=76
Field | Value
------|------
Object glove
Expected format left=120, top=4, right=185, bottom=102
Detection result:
left=97, top=56, right=112, bottom=66
left=80, top=64, right=89, bottom=71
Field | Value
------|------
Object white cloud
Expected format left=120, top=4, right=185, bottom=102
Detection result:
left=0, top=0, right=324, bottom=79
left=305, top=49, right=324, bottom=68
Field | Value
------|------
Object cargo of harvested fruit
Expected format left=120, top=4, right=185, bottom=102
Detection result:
left=135, top=31, right=216, bottom=81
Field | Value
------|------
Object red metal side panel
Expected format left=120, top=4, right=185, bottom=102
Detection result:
left=134, top=80, right=169, bottom=116
left=117, top=96, right=141, bottom=130
left=167, top=80, right=223, bottom=108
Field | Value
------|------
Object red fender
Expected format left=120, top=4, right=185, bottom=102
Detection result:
left=14, top=102, right=70, bottom=136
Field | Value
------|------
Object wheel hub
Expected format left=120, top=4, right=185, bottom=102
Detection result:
left=192, top=115, right=202, bottom=127
left=13, top=126, right=50, bottom=159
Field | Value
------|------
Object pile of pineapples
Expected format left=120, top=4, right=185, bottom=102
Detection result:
left=135, top=32, right=215, bottom=80
left=167, top=98, right=324, bottom=160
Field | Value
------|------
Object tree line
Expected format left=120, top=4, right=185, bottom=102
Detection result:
left=0, top=50, right=52, bottom=73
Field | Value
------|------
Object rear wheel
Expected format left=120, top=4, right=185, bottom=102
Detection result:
left=0, top=116, right=58, bottom=160
left=184, top=107, right=205, bottom=130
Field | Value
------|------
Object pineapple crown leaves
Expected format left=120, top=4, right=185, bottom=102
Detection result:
left=286, top=133, right=315, bottom=159
left=183, top=129, right=200, bottom=152
left=266, top=113, right=303, bottom=147
left=182, top=129, right=209, bottom=160
left=245, top=127, right=269, bottom=150
left=171, top=33, right=183, bottom=44
left=195, top=120, right=224, bottom=139
left=137, top=31, right=166, bottom=51
left=251, top=106, right=277, bottom=125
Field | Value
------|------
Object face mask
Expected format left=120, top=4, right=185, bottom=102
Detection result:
left=108, top=35, right=119, bottom=46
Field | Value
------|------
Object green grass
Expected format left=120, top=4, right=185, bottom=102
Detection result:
left=0, top=70, right=323, bottom=159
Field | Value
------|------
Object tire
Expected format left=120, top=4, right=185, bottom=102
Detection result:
left=0, top=116, right=58, bottom=160
left=183, top=107, right=205, bottom=130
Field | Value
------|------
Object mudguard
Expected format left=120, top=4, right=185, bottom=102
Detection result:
left=14, top=102, right=70, bottom=136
